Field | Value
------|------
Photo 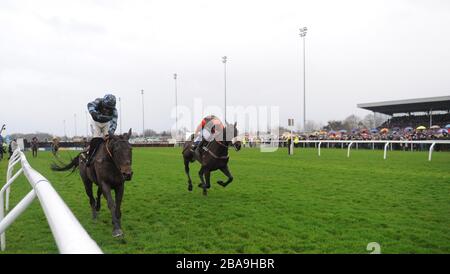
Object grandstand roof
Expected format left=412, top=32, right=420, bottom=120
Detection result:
left=357, top=96, right=450, bottom=115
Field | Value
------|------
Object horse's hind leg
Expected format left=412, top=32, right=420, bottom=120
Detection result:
left=184, top=159, right=193, bottom=192
left=217, top=165, right=234, bottom=187
left=82, top=178, right=97, bottom=219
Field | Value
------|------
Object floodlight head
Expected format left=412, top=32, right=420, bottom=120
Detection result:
left=299, top=26, right=308, bottom=37
left=174, top=73, right=177, bottom=79
left=222, top=56, right=227, bottom=63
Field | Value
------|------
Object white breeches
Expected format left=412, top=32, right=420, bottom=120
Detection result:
left=91, top=118, right=110, bottom=138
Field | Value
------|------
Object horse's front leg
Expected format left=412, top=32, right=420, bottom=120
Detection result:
left=197, top=166, right=209, bottom=196
left=197, top=166, right=206, bottom=188
left=114, top=184, right=124, bottom=229
left=100, top=182, right=123, bottom=237
left=204, top=170, right=211, bottom=189
left=95, top=187, right=102, bottom=212
left=184, top=159, right=193, bottom=192
left=202, top=169, right=211, bottom=196
left=217, top=165, right=234, bottom=187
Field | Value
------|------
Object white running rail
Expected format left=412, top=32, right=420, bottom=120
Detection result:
left=283, top=140, right=450, bottom=161
left=0, top=148, right=102, bottom=254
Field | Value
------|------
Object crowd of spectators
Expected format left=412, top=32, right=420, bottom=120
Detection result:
left=381, top=113, right=450, bottom=129
left=241, top=114, right=450, bottom=149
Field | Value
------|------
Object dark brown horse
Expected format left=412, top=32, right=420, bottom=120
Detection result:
left=51, top=129, right=133, bottom=237
left=182, top=122, right=241, bottom=196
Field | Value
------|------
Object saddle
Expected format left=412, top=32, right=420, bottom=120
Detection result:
left=194, top=142, right=209, bottom=161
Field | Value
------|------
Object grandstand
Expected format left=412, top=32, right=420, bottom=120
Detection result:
left=358, top=96, right=450, bottom=128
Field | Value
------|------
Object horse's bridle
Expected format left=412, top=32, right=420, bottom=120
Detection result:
left=218, top=127, right=240, bottom=151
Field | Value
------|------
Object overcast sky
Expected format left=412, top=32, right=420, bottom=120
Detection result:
left=1, top=0, right=449, bottom=136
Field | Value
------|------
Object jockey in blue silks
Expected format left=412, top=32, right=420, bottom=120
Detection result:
left=86, top=94, right=118, bottom=166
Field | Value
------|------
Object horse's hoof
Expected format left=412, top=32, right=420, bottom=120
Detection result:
left=198, top=183, right=204, bottom=188
left=112, top=229, right=124, bottom=238
left=203, top=189, right=208, bottom=196
left=206, top=184, right=211, bottom=189
left=217, top=181, right=225, bottom=187
left=188, top=185, right=193, bottom=192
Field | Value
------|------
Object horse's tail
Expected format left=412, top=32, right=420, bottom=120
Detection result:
left=51, top=154, right=80, bottom=174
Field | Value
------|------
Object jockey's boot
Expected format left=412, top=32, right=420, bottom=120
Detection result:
left=86, top=138, right=103, bottom=167
left=191, top=141, right=198, bottom=150
left=194, top=139, right=205, bottom=159
left=191, top=137, right=202, bottom=151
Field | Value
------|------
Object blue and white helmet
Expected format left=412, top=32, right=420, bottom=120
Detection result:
left=103, top=94, right=116, bottom=109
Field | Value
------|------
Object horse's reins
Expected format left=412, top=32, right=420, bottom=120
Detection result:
left=104, top=138, right=129, bottom=172
left=203, top=138, right=237, bottom=160
left=203, top=142, right=229, bottom=160
left=105, top=138, right=114, bottom=159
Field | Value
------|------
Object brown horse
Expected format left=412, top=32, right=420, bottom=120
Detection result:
left=51, top=129, right=133, bottom=237
left=182, top=122, right=241, bottom=196
left=51, top=138, right=60, bottom=157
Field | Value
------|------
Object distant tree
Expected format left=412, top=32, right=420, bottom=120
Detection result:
left=10, top=132, right=53, bottom=142
left=361, top=113, right=389, bottom=129
left=304, top=120, right=322, bottom=132
left=278, top=126, right=290, bottom=133
left=343, top=115, right=362, bottom=130
left=362, top=114, right=376, bottom=129
left=323, top=120, right=345, bottom=131
left=160, top=130, right=171, bottom=137
left=143, top=129, right=157, bottom=137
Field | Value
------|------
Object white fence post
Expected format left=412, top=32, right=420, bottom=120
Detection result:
left=383, top=142, right=390, bottom=160
left=429, top=143, right=436, bottom=161
left=6, top=151, right=21, bottom=211
left=318, top=142, right=322, bottom=156
left=0, top=190, right=36, bottom=251
left=347, top=142, right=354, bottom=158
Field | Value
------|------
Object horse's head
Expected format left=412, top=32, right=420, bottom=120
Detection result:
left=224, top=122, right=241, bottom=151
left=107, top=128, right=133, bottom=181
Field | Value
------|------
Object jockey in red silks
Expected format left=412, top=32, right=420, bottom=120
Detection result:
left=191, top=115, right=225, bottom=153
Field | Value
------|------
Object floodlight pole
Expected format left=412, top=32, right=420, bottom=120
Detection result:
left=141, top=90, right=145, bottom=137
left=222, top=56, right=227, bottom=123
left=63, top=120, right=67, bottom=140
left=74, top=114, right=77, bottom=137
left=174, top=73, right=178, bottom=140
left=119, top=97, right=122, bottom=134
left=299, top=27, right=308, bottom=131
left=85, top=111, right=89, bottom=138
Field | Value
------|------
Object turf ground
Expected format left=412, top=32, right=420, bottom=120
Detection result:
left=1, top=147, right=450, bottom=254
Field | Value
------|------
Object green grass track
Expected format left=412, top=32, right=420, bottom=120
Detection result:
left=1, top=147, right=449, bottom=254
